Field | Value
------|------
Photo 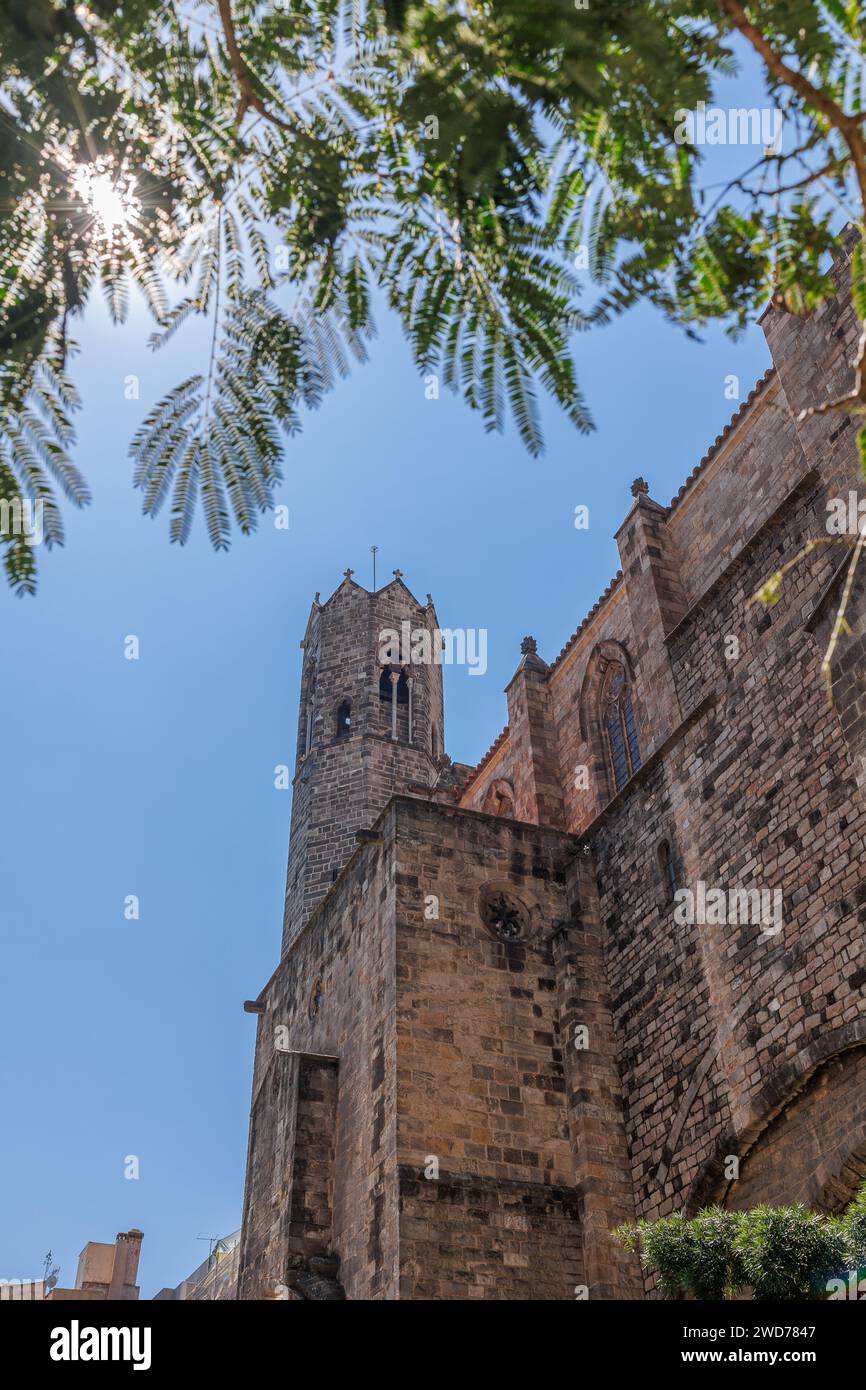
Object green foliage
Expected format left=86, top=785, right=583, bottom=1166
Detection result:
left=615, top=1207, right=743, bottom=1300
left=616, top=1179, right=866, bottom=1301
left=851, top=237, right=866, bottom=322
left=733, top=1203, right=847, bottom=1301
left=843, top=1180, right=866, bottom=1269
left=0, top=344, right=88, bottom=595
left=4, top=1, right=866, bottom=591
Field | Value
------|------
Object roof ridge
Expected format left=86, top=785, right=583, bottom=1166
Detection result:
left=545, top=365, right=775, bottom=680
left=668, top=365, right=776, bottom=511
left=458, top=723, right=509, bottom=796
left=547, top=570, right=623, bottom=677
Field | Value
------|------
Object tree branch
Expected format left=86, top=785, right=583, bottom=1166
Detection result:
left=821, top=524, right=866, bottom=700
left=716, top=0, right=866, bottom=211
left=215, top=0, right=293, bottom=132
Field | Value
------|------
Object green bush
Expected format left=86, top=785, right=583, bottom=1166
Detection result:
left=615, top=1180, right=866, bottom=1300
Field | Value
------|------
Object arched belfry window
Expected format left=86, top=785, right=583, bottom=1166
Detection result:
left=601, top=661, right=640, bottom=792
left=379, top=667, right=408, bottom=703
left=380, top=665, right=410, bottom=742
left=336, top=700, right=352, bottom=739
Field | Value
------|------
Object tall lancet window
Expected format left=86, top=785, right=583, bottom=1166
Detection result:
left=601, top=661, right=640, bottom=792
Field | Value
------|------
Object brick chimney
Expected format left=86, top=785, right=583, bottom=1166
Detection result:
left=107, top=1229, right=144, bottom=1300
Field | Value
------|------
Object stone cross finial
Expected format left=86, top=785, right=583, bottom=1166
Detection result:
left=343, top=567, right=354, bottom=580
left=521, top=636, right=538, bottom=655
left=630, top=477, right=649, bottom=497
left=393, top=568, right=403, bottom=580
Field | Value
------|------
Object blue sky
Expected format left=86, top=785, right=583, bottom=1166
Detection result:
left=0, top=50, right=796, bottom=1297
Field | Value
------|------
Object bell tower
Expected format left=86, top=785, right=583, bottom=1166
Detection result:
left=281, top=569, right=445, bottom=952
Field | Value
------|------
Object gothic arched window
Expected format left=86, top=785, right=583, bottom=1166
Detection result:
left=601, top=661, right=640, bottom=792
left=336, top=700, right=352, bottom=739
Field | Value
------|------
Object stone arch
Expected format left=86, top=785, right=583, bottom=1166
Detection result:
left=577, top=640, right=635, bottom=741
left=816, top=1137, right=866, bottom=1214
left=685, top=1020, right=866, bottom=1216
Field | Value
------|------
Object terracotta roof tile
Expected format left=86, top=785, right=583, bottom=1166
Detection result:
left=547, top=571, right=623, bottom=677
left=458, top=724, right=509, bottom=796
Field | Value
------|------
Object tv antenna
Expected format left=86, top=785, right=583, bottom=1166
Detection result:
left=197, top=1234, right=221, bottom=1269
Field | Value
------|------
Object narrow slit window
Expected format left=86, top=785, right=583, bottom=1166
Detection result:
left=336, top=701, right=352, bottom=739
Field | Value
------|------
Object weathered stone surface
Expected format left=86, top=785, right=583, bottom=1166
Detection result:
left=238, top=232, right=866, bottom=1299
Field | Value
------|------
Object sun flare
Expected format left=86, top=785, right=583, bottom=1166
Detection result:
left=73, top=164, right=138, bottom=231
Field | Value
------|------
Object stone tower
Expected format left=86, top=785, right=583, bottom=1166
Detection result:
left=282, top=569, right=445, bottom=952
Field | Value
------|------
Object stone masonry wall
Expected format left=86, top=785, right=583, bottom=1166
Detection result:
left=591, top=463, right=866, bottom=1254
left=723, top=1046, right=866, bottom=1215
left=393, top=798, right=574, bottom=1188
left=453, top=234, right=866, bottom=1277
left=238, top=827, right=399, bottom=1301
left=397, top=1169, right=583, bottom=1300
left=666, top=375, right=807, bottom=609
left=391, top=795, right=633, bottom=1299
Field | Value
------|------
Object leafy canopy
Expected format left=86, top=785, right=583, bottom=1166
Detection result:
left=3, top=1, right=866, bottom=592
